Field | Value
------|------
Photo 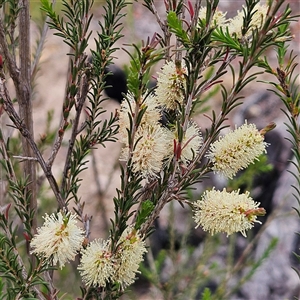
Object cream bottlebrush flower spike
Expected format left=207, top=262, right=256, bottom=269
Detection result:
left=193, top=188, right=266, bottom=237
left=78, top=239, right=115, bottom=287
left=121, top=123, right=173, bottom=179
left=206, top=122, right=268, bottom=179
left=113, top=227, right=147, bottom=290
left=30, top=211, right=85, bottom=268
left=118, top=92, right=161, bottom=144
left=155, top=60, right=187, bottom=110
left=198, top=6, right=227, bottom=27
left=78, top=228, right=147, bottom=289
left=227, top=3, right=269, bottom=39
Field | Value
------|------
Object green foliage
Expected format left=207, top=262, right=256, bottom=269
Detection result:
left=135, top=200, right=155, bottom=231
left=41, top=0, right=93, bottom=51
left=228, top=154, right=273, bottom=191
left=125, top=39, right=164, bottom=98
left=0, top=0, right=20, bottom=55
left=201, top=288, right=212, bottom=300
left=0, top=132, right=34, bottom=238
left=0, top=231, right=49, bottom=299
left=167, top=11, right=189, bottom=44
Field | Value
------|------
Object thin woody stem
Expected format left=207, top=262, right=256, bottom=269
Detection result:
left=0, top=0, right=39, bottom=235
left=190, top=0, right=202, bottom=29
left=61, top=73, right=89, bottom=194
left=0, top=76, right=66, bottom=210
left=17, top=0, right=38, bottom=235
left=31, top=0, right=57, bottom=80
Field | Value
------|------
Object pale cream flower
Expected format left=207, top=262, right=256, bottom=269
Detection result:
left=121, top=124, right=173, bottom=178
left=155, top=61, right=187, bottom=110
left=206, top=122, right=268, bottom=179
left=30, top=211, right=84, bottom=268
left=226, top=10, right=244, bottom=38
left=173, top=122, right=203, bottom=165
left=227, top=3, right=268, bottom=38
left=198, top=6, right=227, bottom=27
left=113, top=227, right=147, bottom=289
left=78, top=239, right=115, bottom=287
left=118, top=92, right=161, bottom=143
left=193, top=188, right=266, bottom=237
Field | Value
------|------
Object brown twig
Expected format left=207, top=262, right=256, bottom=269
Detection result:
left=0, top=76, right=66, bottom=209
left=46, top=53, right=74, bottom=169
left=61, top=72, right=90, bottom=193
left=190, top=0, right=202, bottom=30
left=31, top=0, right=57, bottom=80
left=147, top=0, right=165, bottom=30
left=0, top=0, right=38, bottom=235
